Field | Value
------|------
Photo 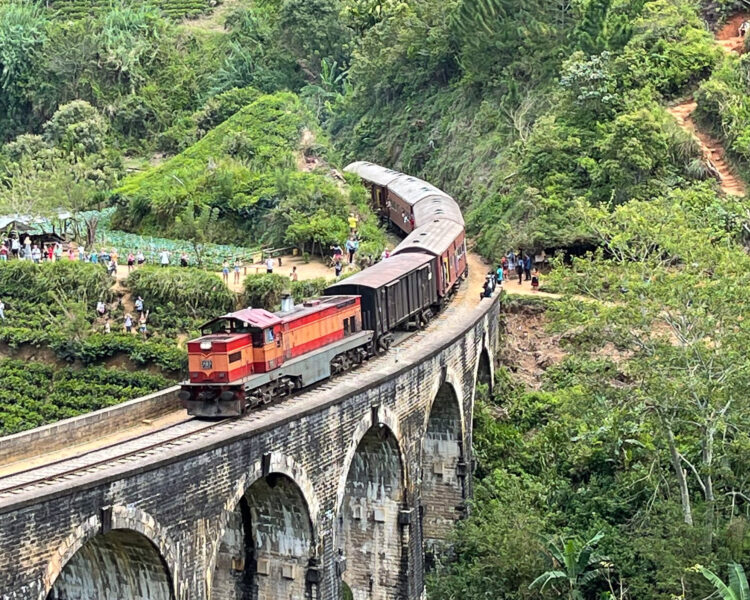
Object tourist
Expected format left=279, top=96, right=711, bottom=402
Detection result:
left=531, top=268, right=540, bottom=292
left=136, top=250, right=145, bottom=266
left=96, top=301, right=106, bottom=317
left=348, top=213, right=358, bottom=232
left=0, top=244, right=7, bottom=262
left=234, top=258, right=242, bottom=284
left=402, top=210, right=408, bottom=225
left=496, top=264, right=504, bottom=287
left=409, top=213, right=415, bottom=229
left=31, top=245, right=41, bottom=264
left=0, top=299, right=5, bottom=321
left=500, top=254, right=508, bottom=279
left=67, top=246, right=74, bottom=260
left=46, top=244, right=54, bottom=262
left=222, top=261, right=229, bottom=282
left=523, top=253, right=532, bottom=281
left=331, top=243, right=343, bottom=261
left=139, top=311, right=149, bottom=338
left=265, top=256, right=274, bottom=274
left=334, top=258, right=343, bottom=279
left=100, top=248, right=111, bottom=263
left=135, top=296, right=144, bottom=315
left=54, top=243, right=62, bottom=261
left=104, top=320, right=111, bottom=334
left=78, top=246, right=86, bottom=262
left=290, top=266, right=298, bottom=282
left=124, top=313, right=133, bottom=333
left=345, top=236, right=358, bottom=265
left=506, top=250, right=516, bottom=272
left=480, top=276, right=492, bottom=300
left=23, top=235, right=31, bottom=259
left=127, top=252, right=135, bottom=273
left=10, top=237, right=19, bottom=259
left=515, top=259, right=523, bottom=284
left=159, top=249, right=171, bottom=267
left=90, top=249, right=99, bottom=264
left=107, top=259, right=117, bottom=277
left=180, top=252, right=189, bottom=268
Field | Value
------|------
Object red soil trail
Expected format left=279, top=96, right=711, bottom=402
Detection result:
left=667, top=100, right=746, bottom=197
left=715, top=13, right=750, bottom=54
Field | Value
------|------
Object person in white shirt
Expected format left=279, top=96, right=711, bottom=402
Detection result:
left=159, top=250, right=171, bottom=267
left=266, top=257, right=274, bottom=274
left=0, top=300, right=5, bottom=321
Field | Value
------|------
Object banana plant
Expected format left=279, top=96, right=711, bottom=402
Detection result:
left=699, top=563, right=749, bottom=600
left=529, top=531, right=608, bottom=600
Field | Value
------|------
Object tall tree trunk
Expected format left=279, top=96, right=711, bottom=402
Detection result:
left=666, top=424, right=694, bottom=526
left=703, top=425, right=715, bottom=549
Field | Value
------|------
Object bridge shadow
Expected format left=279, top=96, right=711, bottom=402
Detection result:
left=210, top=473, right=315, bottom=600
left=337, top=424, right=406, bottom=600
left=421, top=381, right=465, bottom=572
left=46, top=529, right=174, bottom=600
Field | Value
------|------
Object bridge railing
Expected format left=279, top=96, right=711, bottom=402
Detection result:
left=0, top=386, right=182, bottom=467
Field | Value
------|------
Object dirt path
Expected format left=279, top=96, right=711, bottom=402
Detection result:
left=179, top=0, right=239, bottom=33
left=667, top=100, right=746, bottom=196
left=716, top=12, right=749, bottom=54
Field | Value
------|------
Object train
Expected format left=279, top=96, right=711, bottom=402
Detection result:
left=179, top=162, right=468, bottom=417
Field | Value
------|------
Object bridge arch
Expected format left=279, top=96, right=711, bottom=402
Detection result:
left=335, top=411, right=408, bottom=600
left=43, top=506, right=179, bottom=600
left=420, top=377, right=466, bottom=571
left=207, top=453, right=319, bottom=600
left=475, top=341, right=493, bottom=393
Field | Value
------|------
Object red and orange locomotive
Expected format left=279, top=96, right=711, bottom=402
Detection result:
left=179, top=296, right=372, bottom=417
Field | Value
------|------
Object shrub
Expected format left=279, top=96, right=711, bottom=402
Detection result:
left=126, top=266, right=236, bottom=319
left=241, top=274, right=288, bottom=310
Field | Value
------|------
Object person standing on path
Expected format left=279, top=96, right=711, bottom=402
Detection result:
left=265, top=256, right=274, bottom=274
left=496, top=264, right=504, bottom=287
left=127, top=252, right=135, bottom=273
left=516, top=260, right=523, bottom=284
left=11, top=237, right=19, bottom=259
left=523, top=253, right=532, bottom=281
left=234, top=258, right=242, bottom=284
left=290, top=266, right=298, bottom=281
left=31, top=245, right=41, bottom=264
left=346, top=237, right=357, bottom=265
left=222, top=261, right=230, bottom=283
left=139, top=311, right=149, bottom=338
left=531, top=268, right=540, bottom=292
left=135, top=296, right=144, bottom=315
left=124, top=313, right=133, bottom=333
left=23, top=236, right=31, bottom=259
left=348, top=213, right=358, bottom=233
left=136, top=250, right=145, bottom=266
left=334, top=258, right=343, bottom=279
left=180, top=252, right=189, bottom=267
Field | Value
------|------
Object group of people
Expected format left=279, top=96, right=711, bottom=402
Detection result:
left=481, top=249, right=544, bottom=299
left=0, top=236, right=63, bottom=263
left=96, top=295, right=149, bottom=337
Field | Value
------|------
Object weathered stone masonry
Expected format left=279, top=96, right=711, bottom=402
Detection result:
left=0, top=295, right=500, bottom=600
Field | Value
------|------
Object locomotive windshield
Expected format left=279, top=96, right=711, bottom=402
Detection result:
left=201, top=318, right=258, bottom=335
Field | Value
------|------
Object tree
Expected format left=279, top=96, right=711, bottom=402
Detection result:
left=529, top=531, right=608, bottom=599
left=546, top=191, right=750, bottom=545
left=698, top=563, right=750, bottom=600
left=173, top=201, right=221, bottom=266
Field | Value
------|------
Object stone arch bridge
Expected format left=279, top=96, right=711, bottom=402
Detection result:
left=0, top=293, right=501, bottom=600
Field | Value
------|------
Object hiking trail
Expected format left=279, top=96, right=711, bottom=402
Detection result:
left=666, top=13, right=749, bottom=197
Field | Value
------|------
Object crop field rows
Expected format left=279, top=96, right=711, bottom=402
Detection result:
left=25, top=0, right=219, bottom=20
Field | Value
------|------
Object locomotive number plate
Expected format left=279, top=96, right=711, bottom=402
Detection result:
left=201, top=360, right=213, bottom=369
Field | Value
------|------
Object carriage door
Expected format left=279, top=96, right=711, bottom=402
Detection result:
left=281, top=322, right=292, bottom=360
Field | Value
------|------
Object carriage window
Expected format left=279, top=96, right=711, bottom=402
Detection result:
left=251, top=331, right=263, bottom=347
left=456, top=242, right=465, bottom=258
left=344, top=319, right=350, bottom=334
left=229, top=351, right=242, bottom=363
left=264, top=329, right=275, bottom=344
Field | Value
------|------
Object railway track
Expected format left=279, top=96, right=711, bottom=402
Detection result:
left=0, top=308, right=456, bottom=502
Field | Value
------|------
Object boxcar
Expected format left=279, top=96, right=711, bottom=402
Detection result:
left=412, top=194, right=464, bottom=227
left=391, top=219, right=467, bottom=296
left=324, top=252, right=438, bottom=346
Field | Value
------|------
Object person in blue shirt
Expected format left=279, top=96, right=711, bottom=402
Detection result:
left=496, top=264, right=503, bottom=286
left=523, top=253, right=532, bottom=281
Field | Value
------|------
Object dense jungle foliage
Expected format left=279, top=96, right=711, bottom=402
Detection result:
left=3, top=0, right=750, bottom=596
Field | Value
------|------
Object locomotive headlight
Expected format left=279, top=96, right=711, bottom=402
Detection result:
left=200, top=341, right=212, bottom=351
